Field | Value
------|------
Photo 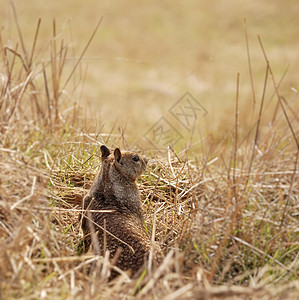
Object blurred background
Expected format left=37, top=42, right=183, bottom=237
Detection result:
left=1, top=0, right=298, bottom=147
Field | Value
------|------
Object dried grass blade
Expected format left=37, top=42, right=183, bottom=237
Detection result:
left=61, top=17, right=103, bottom=92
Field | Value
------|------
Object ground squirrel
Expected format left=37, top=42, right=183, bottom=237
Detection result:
left=81, top=145, right=162, bottom=278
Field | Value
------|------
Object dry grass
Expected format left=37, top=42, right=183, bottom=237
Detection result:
left=1, top=3, right=299, bottom=300
left=2, top=0, right=299, bottom=135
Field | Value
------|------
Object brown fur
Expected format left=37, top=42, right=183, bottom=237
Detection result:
left=81, top=145, right=163, bottom=278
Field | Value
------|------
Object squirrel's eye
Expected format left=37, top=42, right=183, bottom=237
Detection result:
left=132, top=155, right=139, bottom=162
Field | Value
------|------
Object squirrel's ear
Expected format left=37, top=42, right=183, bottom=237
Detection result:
left=114, top=148, right=123, bottom=165
left=100, top=145, right=110, bottom=161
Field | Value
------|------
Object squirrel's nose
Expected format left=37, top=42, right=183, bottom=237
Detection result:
left=144, top=157, right=148, bottom=164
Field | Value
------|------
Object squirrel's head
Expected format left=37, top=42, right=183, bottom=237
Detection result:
left=100, top=145, right=148, bottom=182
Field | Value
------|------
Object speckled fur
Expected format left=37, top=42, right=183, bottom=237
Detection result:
left=81, top=146, right=162, bottom=277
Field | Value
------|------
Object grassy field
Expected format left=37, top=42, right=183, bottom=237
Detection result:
left=0, top=1, right=298, bottom=299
